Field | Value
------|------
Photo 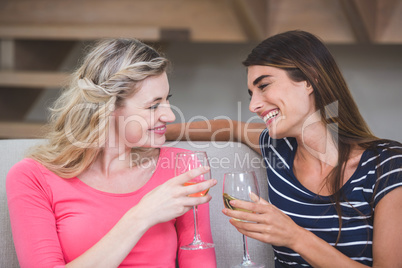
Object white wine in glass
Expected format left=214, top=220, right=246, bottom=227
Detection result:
left=175, top=151, right=215, bottom=250
left=223, top=171, right=265, bottom=268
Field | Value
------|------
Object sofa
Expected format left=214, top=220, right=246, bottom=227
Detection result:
left=0, top=139, right=275, bottom=268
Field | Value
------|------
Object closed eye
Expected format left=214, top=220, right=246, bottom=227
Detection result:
left=149, top=103, right=160, bottom=110
left=149, top=94, right=173, bottom=110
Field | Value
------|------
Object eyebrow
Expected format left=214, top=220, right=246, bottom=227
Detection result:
left=146, top=89, right=171, bottom=104
left=248, top=75, right=272, bottom=96
left=253, top=75, right=271, bottom=86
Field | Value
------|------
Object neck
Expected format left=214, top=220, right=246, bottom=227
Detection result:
left=295, top=121, right=339, bottom=169
left=94, top=141, right=132, bottom=178
left=92, top=138, right=159, bottom=178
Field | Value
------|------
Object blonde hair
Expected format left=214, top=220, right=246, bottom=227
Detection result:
left=29, top=38, right=168, bottom=178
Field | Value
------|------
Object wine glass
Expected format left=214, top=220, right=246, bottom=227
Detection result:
left=175, top=151, right=215, bottom=250
left=223, top=171, right=265, bottom=268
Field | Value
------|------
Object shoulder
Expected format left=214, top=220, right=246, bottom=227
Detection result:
left=6, top=158, right=52, bottom=197
left=376, top=141, right=402, bottom=179
left=7, top=158, right=44, bottom=181
left=362, top=140, right=402, bottom=170
left=361, top=140, right=402, bottom=206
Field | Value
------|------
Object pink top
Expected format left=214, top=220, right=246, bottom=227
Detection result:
left=6, top=147, right=216, bottom=268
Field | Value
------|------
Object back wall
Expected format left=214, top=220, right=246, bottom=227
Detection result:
left=27, top=42, right=402, bottom=142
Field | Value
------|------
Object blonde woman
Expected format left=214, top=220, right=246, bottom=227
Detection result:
left=6, top=39, right=217, bottom=268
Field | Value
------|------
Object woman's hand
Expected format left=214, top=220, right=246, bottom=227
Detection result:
left=134, top=166, right=217, bottom=227
left=66, top=167, right=216, bottom=268
left=222, top=195, right=303, bottom=250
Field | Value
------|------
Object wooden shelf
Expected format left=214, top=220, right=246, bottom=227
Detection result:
left=0, top=122, right=46, bottom=139
left=0, top=25, right=160, bottom=41
left=0, top=71, right=70, bottom=88
left=0, top=0, right=402, bottom=44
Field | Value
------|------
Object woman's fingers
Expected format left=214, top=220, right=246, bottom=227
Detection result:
left=182, top=179, right=217, bottom=196
left=231, top=223, right=268, bottom=244
left=171, top=166, right=217, bottom=197
left=226, top=198, right=269, bottom=215
left=249, top=192, right=259, bottom=202
left=258, top=196, right=270, bottom=205
left=182, top=195, right=213, bottom=207
left=136, top=167, right=217, bottom=225
left=222, top=200, right=299, bottom=248
left=222, top=207, right=261, bottom=223
left=221, top=198, right=276, bottom=226
left=174, top=166, right=210, bottom=185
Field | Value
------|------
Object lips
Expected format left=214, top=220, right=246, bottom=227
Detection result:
left=150, top=125, right=167, bottom=135
left=261, top=109, right=279, bottom=125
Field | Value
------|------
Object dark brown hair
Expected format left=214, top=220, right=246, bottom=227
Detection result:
left=243, top=30, right=382, bottom=244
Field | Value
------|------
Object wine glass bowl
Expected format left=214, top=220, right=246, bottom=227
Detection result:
left=223, top=171, right=265, bottom=268
left=223, top=172, right=260, bottom=216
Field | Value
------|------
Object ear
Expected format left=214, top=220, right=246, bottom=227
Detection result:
left=305, top=81, right=314, bottom=95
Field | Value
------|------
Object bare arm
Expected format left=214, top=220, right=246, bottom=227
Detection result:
left=8, top=163, right=216, bottom=268
left=166, top=119, right=266, bottom=154
left=66, top=167, right=216, bottom=268
left=371, top=187, right=402, bottom=267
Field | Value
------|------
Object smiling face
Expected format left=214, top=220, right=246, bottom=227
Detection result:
left=113, top=72, right=175, bottom=148
left=247, top=65, right=316, bottom=139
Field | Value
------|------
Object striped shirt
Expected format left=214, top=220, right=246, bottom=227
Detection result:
left=259, top=129, right=402, bottom=267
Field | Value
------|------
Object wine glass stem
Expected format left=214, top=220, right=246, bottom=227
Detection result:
left=242, top=234, right=252, bottom=264
left=192, top=205, right=202, bottom=243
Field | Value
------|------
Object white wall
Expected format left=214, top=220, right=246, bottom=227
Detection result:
left=28, top=42, right=402, bottom=142
left=328, top=45, right=402, bottom=142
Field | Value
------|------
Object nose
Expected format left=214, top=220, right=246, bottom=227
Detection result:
left=160, top=103, right=176, bottom=123
left=249, top=93, right=263, bottom=114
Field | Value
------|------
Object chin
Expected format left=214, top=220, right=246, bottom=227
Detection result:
left=126, top=134, right=167, bottom=148
left=146, top=137, right=166, bottom=148
left=267, top=120, right=291, bottom=140
left=148, top=144, right=164, bottom=148
left=267, top=124, right=281, bottom=139
left=268, top=127, right=289, bottom=140
left=269, top=132, right=283, bottom=139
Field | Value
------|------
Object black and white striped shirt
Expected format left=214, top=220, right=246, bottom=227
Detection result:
left=260, top=129, right=402, bottom=267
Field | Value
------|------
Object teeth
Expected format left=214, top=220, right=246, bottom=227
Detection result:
left=263, top=110, right=279, bottom=123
